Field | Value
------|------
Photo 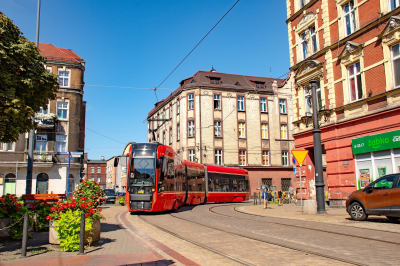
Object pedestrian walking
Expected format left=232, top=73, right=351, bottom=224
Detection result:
left=289, top=185, right=294, bottom=203
left=259, top=184, right=269, bottom=209
left=278, top=190, right=283, bottom=206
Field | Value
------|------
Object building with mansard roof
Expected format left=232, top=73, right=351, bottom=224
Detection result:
left=147, top=69, right=296, bottom=194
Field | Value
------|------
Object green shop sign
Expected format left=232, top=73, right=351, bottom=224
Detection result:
left=352, top=130, right=400, bottom=154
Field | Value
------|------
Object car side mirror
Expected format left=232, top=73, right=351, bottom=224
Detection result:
left=364, top=186, right=373, bottom=193
left=114, top=157, right=119, bottom=167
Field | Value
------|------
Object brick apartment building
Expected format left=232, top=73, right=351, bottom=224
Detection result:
left=147, top=69, right=296, bottom=194
left=286, top=0, right=400, bottom=206
left=0, top=43, right=86, bottom=196
left=85, top=157, right=107, bottom=189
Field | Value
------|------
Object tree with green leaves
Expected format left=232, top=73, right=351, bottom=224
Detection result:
left=0, top=11, right=59, bottom=143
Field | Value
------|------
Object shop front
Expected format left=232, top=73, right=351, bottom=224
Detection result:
left=353, top=130, right=400, bottom=190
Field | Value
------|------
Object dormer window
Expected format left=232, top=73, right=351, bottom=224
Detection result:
left=210, top=77, right=220, bottom=84
left=255, top=82, right=265, bottom=88
left=191, top=79, right=196, bottom=83
left=235, top=82, right=240, bottom=86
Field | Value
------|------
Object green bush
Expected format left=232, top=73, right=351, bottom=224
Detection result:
left=55, top=209, right=92, bottom=252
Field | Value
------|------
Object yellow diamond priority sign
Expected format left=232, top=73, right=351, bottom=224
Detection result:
left=291, top=150, right=308, bottom=165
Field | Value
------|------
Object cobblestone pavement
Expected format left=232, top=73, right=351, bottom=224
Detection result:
left=137, top=203, right=400, bottom=266
left=241, top=203, right=400, bottom=233
left=0, top=205, right=196, bottom=265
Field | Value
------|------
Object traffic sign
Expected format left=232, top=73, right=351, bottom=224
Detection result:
left=70, top=152, right=83, bottom=155
left=291, top=150, right=308, bottom=165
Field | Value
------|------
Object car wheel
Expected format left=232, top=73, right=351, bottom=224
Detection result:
left=386, top=216, right=400, bottom=221
left=349, top=202, right=368, bottom=221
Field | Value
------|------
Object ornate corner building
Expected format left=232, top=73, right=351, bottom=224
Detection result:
left=286, top=0, right=400, bottom=206
left=147, top=69, right=296, bottom=194
left=0, top=43, right=86, bottom=196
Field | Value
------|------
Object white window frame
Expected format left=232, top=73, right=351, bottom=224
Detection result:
left=169, top=128, right=172, bottom=144
left=389, top=0, right=400, bottom=11
left=300, top=26, right=317, bottom=60
left=262, top=151, right=269, bottom=166
left=91, top=177, right=94, bottom=181
left=347, top=62, right=363, bottom=102
left=56, top=135, right=67, bottom=152
left=177, top=100, right=180, bottom=114
left=238, top=96, right=245, bottom=111
left=57, top=102, right=68, bottom=120
left=163, top=132, right=166, bottom=144
left=343, top=0, right=356, bottom=37
left=58, top=70, right=70, bottom=87
left=189, top=149, right=195, bottom=162
left=262, top=124, right=268, bottom=139
left=279, top=99, right=286, bottom=114
left=391, top=43, right=400, bottom=88
left=260, top=98, right=267, bottom=112
left=239, top=151, right=246, bottom=166
left=35, top=135, right=48, bottom=153
left=281, top=125, right=288, bottom=139
left=188, top=94, right=194, bottom=110
left=188, top=121, right=195, bottom=137
left=299, top=0, right=310, bottom=9
left=97, top=167, right=101, bottom=173
left=91, top=167, right=94, bottom=173
left=214, top=121, right=221, bottom=137
left=282, top=151, right=289, bottom=166
left=5, top=142, right=15, bottom=151
left=238, top=122, right=246, bottom=138
left=177, top=124, right=180, bottom=141
left=215, top=150, right=222, bottom=165
left=214, top=94, right=221, bottom=110
left=97, top=177, right=101, bottom=183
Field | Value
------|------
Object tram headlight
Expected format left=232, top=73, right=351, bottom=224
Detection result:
left=151, top=188, right=155, bottom=192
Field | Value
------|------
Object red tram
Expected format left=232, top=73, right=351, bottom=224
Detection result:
left=114, top=142, right=250, bottom=213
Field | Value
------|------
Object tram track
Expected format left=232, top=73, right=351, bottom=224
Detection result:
left=137, top=214, right=256, bottom=266
left=138, top=206, right=367, bottom=266
left=207, top=204, right=400, bottom=246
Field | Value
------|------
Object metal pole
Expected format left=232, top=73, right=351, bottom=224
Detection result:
left=300, top=164, right=303, bottom=214
left=310, top=79, right=326, bottom=214
left=78, top=213, right=85, bottom=255
left=21, top=213, right=29, bottom=257
left=67, top=152, right=71, bottom=197
left=26, top=0, right=41, bottom=195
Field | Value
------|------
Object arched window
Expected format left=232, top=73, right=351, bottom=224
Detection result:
left=4, top=173, right=16, bottom=195
left=36, top=173, right=49, bottom=194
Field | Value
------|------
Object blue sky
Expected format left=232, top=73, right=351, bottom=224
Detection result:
left=2, top=0, right=290, bottom=160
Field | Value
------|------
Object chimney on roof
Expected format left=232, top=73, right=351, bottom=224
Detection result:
left=211, top=66, right=216, bottom=72
left=101, top=156, right=105, bottom=161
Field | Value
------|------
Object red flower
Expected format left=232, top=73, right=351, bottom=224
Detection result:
left=59, top=206, right=64, bottom=211
left=85, top=213, right=89, bottom=218
left=89, top=207, right=95, bottom=214
left=16, top=208, right=20, bottom=211
left=2, top=207, right=7, bottom=210
left=99, top=208, right=102, bottom=212
left=50, top=207, right=58, bottom=213
left=70, top=203, right=76, bottom=208
left=80, top=203, right=88, bottom=209
left=46, top=216, right=52, bottom=220
left=88, top=202, right=93, bottom=206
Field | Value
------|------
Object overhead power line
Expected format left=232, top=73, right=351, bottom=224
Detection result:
left=154, top=0, right=241, bottom=92
left=85, top=127, right=126, bottom=145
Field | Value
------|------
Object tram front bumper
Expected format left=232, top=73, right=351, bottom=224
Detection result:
left=130, top=194, right=152, bottom=210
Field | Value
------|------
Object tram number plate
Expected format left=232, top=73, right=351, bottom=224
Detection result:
left=138, top=190, right=144, bottom=194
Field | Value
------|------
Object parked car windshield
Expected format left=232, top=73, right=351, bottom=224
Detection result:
left=104, top=190, right=115, bottom=196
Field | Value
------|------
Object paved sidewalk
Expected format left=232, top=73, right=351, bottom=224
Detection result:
left=0, top=205, right=198, bottom=266
left=239, top=202, right=400, bottom=233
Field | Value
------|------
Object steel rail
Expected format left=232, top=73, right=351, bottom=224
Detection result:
left=140, top=207, right=365, bottom=266
left=222, top=205, right=400, bottom=245
left=137, top=215, right=255, bottom=266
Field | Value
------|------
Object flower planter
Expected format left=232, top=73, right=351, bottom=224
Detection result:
left=0, top=217, right=12, bottom=238
left=49, top=219, right=101, bottom=246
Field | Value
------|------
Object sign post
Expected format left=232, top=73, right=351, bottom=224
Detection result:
left=291, top=150, right=309, bottom=214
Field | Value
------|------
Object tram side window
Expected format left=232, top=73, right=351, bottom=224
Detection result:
left=208, top=172, right=248, bottom=192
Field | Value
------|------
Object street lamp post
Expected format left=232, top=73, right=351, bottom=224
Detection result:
left=310, top=79, right=326, bottom=214
left=26, top=0, right=41, bottom=194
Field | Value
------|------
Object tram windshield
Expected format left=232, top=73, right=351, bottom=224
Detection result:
left=130, top=150, right=156, bottom=185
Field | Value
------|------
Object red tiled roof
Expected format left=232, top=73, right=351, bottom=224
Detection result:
left=147, top=70, right=286, bottom=118
left=38, top=43, right=83, bottom=64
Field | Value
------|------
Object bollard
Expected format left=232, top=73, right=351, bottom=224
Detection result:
left=78, top=213, right=85, bottom=255
left=253, top=192, right=256, bottom=205
left=21, top=213, right=29, bottom=257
